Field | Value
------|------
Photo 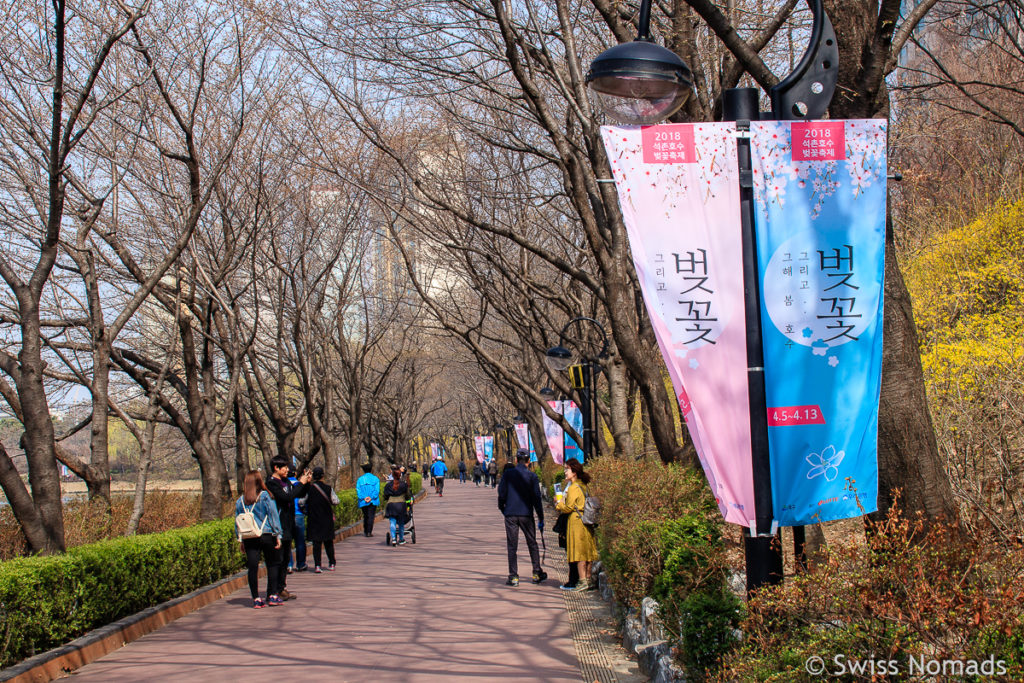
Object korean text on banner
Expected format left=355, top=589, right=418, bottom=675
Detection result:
left=563, top=401, right=584, bottom=464
left=750, top=120, right=885, bottom=525
left=474, top=436, right=485, bottom=463
left=543, top=401, right=565, bottom=465
left=601, top=123, right=754, bottom=526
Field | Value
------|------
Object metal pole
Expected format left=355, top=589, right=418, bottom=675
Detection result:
left=588, top=361, right=598, bottom=461
left=722, top=87, right=783, bottom=594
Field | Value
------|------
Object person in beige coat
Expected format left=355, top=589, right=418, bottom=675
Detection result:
left=555, top=458, right=598, bottom=591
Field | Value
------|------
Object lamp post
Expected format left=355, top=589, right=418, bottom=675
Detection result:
left=585, top=0, right=838, bottom=594
left=545, top=316, right=608, bottom=464
left=494, top=422, right=512, bottom=462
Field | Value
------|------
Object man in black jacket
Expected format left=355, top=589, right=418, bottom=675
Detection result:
left=267, top=455, right=311, bottom=600
left=497, top=449, right=547, bottom=587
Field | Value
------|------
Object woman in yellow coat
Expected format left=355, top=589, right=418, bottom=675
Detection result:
left=555, top=458, right=598, bottom=591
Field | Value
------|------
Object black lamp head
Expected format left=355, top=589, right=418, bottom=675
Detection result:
left=544, top=345, right=574, bottom=372
left=586, top=40, right=693, bottom=125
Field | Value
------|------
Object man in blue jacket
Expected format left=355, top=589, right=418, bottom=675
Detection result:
left=356, top=463, right=380, bottom=537
left=498, top=449, right=547, bottom=587
left=430, top=457, right=448, bottom=496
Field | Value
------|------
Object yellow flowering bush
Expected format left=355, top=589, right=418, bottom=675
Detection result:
left=906, top=199, right=1024, bottom=537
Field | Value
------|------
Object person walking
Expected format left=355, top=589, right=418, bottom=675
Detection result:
left=267, top=456, right=311, bottom=600
left=306, top=467, right=339, bottom=573
left=235, top=470, right=284, bottom=608
left=287, top=467, right=309, bottom=573
left=356, top=463, right=380, bottom=537
left=498, top=449, right=547, bottom=587
left=487, top=459, right=498, bottom=488
left=383, top=466, right=411, bottom=546
left=472, top=461, right=483, bottom=486
left=430, top=457, right=448, bottom=496
left=458, top=458, right=467, bottom=484
left=555, top=458, right=598, bottom=591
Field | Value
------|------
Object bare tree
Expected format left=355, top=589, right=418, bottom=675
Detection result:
left=0, top=1, right=148, bottom=553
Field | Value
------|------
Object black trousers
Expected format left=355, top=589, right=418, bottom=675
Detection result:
left=361, top=505, right=375, bottom=535
left=504, top=515, right=541, bottom=577
left=313, top=539, right=335, bottom=567
left=243, top=533, right=280, bottom=599
left=277, top=536, right=292, bottom=589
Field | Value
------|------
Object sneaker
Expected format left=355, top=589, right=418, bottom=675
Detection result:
left=559, top=583, right=578, bottom=591
left=532, top=571, right=548, bottom=584
left=286, top=566, right=293, bottom=574
left=328, top=564, right=335, bottom=571
left=314, top=566, right=322, bottom=574
left=253, top=598, right=265, bottom=609
left=296, top=565, right=308, bottom=572
left=574, top=583, right=589, bottom=592
left=506, top=576, right=519, bottom=587
left=267, top=595, right=284, bottom=606
left=398, top=539, right=407, bottom=545
left=279, top=588, right=295, bottom=600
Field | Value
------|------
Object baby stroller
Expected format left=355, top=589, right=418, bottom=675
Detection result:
left=384, top=498, right=416, bottom=545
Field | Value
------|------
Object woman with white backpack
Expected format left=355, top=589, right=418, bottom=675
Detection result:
left=236, top=470, right=284, bottom=608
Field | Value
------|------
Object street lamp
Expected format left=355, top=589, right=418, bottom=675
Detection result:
left=585, top=0, right=839, bottom=594
left=585, top=2, right=693, bottom=124
left=546, top=316, right=608, bottom=464
left=586, top=0, right=837, bottom=122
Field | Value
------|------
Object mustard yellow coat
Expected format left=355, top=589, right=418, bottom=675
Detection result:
left=556, top=481, right=598, bottom=562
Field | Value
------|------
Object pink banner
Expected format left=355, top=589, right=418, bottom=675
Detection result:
left=542, top=401, right=565, bottom=465
left=515, top=423, right=529, bottom=450
left=601, top=123, right=754, bottom=526
left=474, top=436, right=485, bottom=463
left=430, top=442, right=439, bottom=460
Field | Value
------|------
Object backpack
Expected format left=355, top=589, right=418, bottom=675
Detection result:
left=235, top=498, right=266, bottom=540
left=580, top=492, right=601, bottom=528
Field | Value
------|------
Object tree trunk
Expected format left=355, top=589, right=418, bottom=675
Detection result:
left=86, top=343, right=112, bottom=506
left=16, top=302, right=66, bottom=553
left=233, top=396, right=249, bottom=494
left=871, top=224, right=959, bottom=525
left=126, top=419, right=155, bottom=536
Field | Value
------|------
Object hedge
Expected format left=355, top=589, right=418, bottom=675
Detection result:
left=0, top=471, right=423, bottom=669
left=0, top=519, right=240, bottom=668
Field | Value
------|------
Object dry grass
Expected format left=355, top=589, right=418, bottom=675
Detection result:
left=0, top=491, right=203, bottom=560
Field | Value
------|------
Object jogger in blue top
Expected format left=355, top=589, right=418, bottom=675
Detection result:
left=430, top=458, right=448, bottom=496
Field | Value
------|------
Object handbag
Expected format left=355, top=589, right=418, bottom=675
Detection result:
left=552, top=512, right=570, bottom=535
left=312, top=483, right=338, bottom=523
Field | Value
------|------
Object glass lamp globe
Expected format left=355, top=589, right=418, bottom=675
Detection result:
left=586, top=41, right=693, bottom=125
left=545, top=346, right=574, bottom=372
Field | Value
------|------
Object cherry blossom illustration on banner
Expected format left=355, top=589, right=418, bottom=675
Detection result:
left=750, top=119, right=887, bottom=526
left=601, top=123, right=754, bottom=527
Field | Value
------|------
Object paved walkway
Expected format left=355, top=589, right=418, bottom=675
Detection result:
left=70, top=482, right=592, bottom=682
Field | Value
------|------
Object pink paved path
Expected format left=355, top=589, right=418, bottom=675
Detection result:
left=70, top=482, right=579, bottom=682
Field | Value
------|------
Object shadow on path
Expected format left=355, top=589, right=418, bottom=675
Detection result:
left=70, top=483, right=580, bottom=682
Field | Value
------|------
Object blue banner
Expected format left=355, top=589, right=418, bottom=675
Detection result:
left=563, top=401, right=584, bottom=464
left=751, top=120, right=886, bottom=526
left=483, top=436, right=494, bottom=461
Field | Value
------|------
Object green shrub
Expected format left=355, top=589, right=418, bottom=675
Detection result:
left=652, top=517, right=743, bottom=678
left=588, top=458, right=740, bottom=680
left=0, top=519, right=240, bottom=668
